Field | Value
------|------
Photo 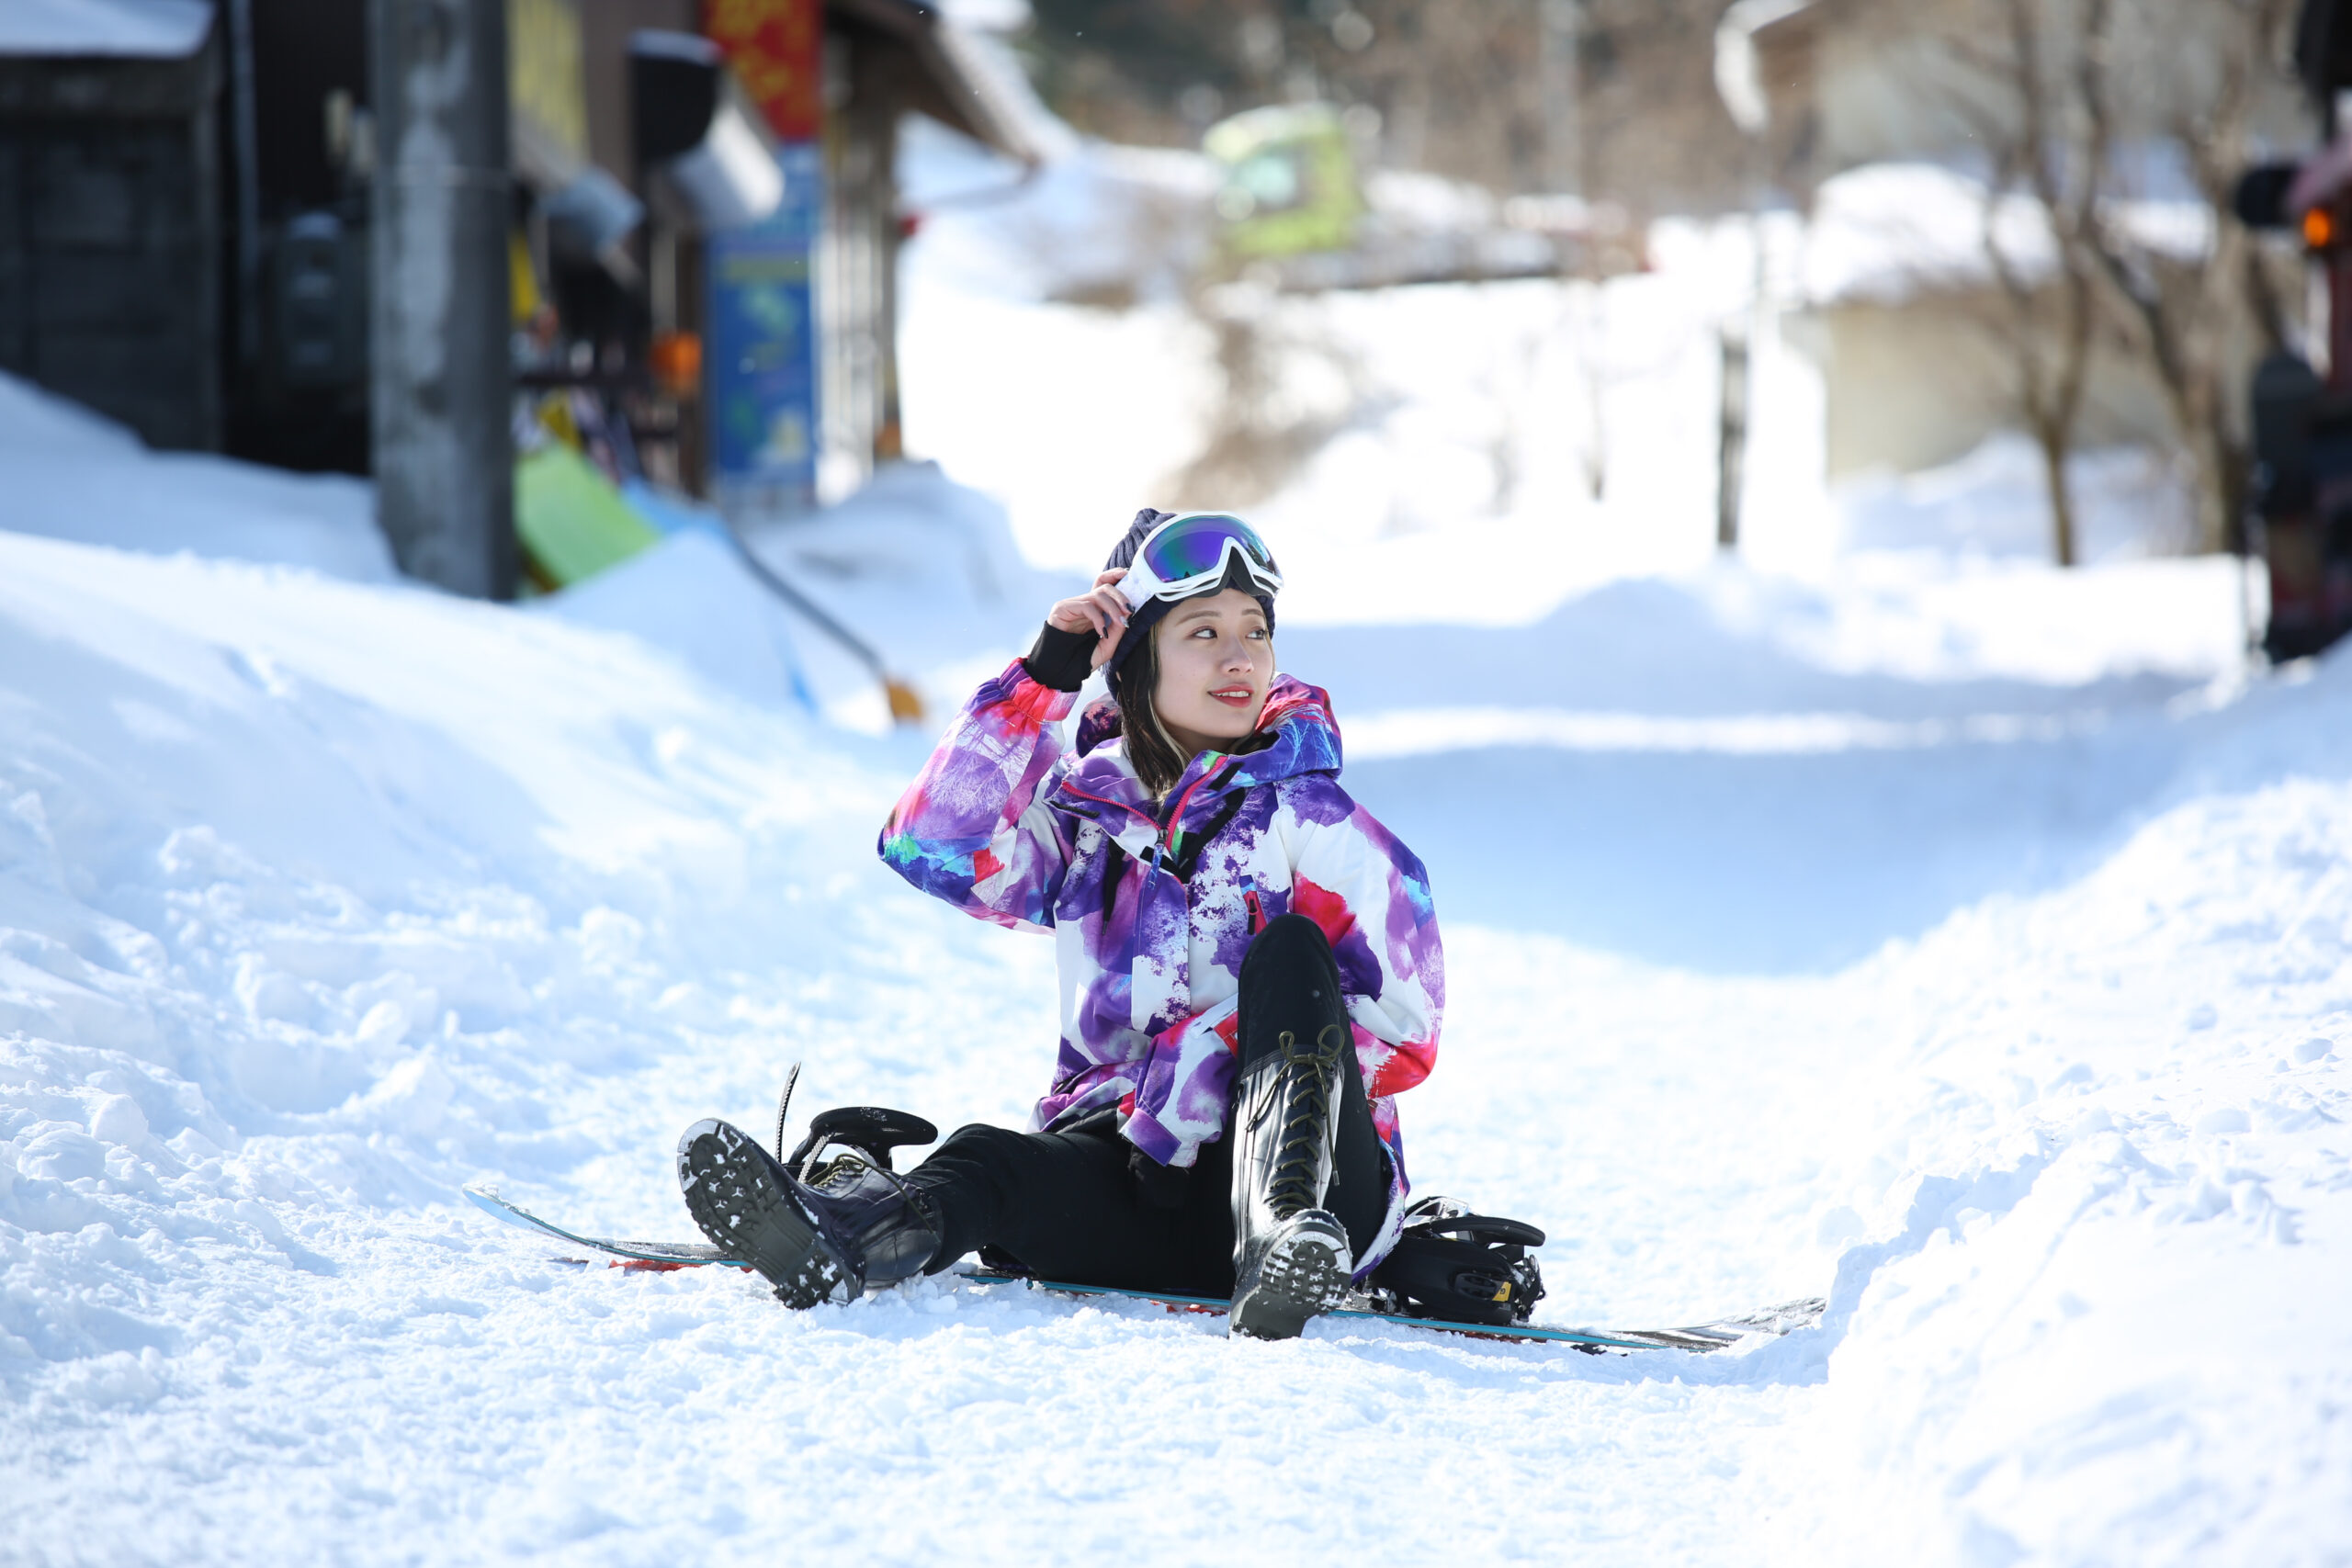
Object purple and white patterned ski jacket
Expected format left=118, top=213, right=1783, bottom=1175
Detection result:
left=877, top=659, right=1444, bottom=1270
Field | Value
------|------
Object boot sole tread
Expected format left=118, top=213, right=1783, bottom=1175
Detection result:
left=1231, top=1218, right=1351, bottom=1341
left=676, top=1121, right=843, bottom=1309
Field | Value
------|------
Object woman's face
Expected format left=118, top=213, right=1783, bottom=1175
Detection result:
left=1151, top=588, right=1273, bottom=757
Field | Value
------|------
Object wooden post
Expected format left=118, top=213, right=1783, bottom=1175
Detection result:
left=1717, top=319, right=1748, bottom=549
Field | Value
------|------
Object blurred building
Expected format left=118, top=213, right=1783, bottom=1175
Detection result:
left=0, top=6, right=225, bottom=451
left=0, top=0, right=1035, bottom=514
left=1791, top=165, right=2217, bottom=479
left=1746, top=0, right=2307, bottom=202
left=1748, top=0, right=2306, bottom=483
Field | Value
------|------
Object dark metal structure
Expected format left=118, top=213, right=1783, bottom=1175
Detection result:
left=0, top=18, right=225, bottom=450
left=368, top=0, right=517, bottom=597
left=2239, top=0, right=2352, bottom=660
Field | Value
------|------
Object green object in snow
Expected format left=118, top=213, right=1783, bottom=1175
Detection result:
left=514, top=445, right=661, bottom=588
left=1204, top=103, right=1363, bottom=261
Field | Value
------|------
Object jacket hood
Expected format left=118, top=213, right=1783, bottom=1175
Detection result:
left=1055, top=675, right=1341, bottom=835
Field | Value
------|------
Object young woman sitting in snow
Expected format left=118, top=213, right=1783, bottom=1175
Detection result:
left=677, top=510, right=1442, bottom=1339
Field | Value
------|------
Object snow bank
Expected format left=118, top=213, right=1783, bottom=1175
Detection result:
left=0, top=358, right=1058, bottom=735
left=1763, top=652, right=2352, bottom=1562
left=734, top=459, right=1085, bottom=728
left=3, top=512, right=2346, bottom=1563
left=528, top=462, right=1070, bottom=728
left=1295, top=554, right=2252, bottom=972
left=534, top=529, right=816, bottom=714
left=0, top=373, right=395, bottom=585
left=1838, top=433, right=2202, bottom=562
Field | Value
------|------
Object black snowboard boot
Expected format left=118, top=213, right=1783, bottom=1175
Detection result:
left=1229, top=916, right=1356, bottom=1340
left=676, top=1118, right=942, bottom=1307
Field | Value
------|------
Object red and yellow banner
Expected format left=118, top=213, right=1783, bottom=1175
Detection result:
left=703, top=0, right=822, bottom=143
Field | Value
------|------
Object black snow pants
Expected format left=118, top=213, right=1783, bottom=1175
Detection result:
left=905, top=915, right=1390, bottom=1297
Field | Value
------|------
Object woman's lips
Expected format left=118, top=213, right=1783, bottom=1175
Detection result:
left=1209, top=687, right=1255, bottom=707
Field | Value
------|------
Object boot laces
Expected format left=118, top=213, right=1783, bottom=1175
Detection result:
left=1266, top=1025, right=1346, bottom=1219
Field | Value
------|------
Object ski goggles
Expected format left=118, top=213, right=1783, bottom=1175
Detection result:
left=1117, top=513, right=1283, bottom=611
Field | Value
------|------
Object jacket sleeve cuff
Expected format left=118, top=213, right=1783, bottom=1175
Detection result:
left=1121, top=1113, right=1190, bottom=1168
left=982, top=656, right=1080, bottom=727
left=1022, top=622, right=1099, bottom=693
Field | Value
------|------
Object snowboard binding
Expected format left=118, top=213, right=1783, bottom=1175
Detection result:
left=1363, top=1196, right=1547, bottom=1327
left=782, top=1106, right=938, bottom=1180
left=675, top=1066, right=944, bottom=1306
left=769, top=1060, right=938, bottom=1184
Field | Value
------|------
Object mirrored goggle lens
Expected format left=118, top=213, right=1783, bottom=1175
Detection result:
left=1139, top=513, right=1279, bottom=586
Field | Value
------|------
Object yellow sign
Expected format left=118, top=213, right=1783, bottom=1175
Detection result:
left=508, top=0, right=586, bottom=163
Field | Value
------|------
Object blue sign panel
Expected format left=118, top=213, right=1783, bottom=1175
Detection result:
left=707, top=142, right=822, bottom=512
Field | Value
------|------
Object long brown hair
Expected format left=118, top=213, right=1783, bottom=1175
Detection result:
left=1113, top=629, right=1189, bottom=801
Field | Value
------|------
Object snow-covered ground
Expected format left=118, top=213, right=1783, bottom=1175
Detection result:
left=0, top=375, right=395, bottom=585
left=6, top=117, right=2349, bottom=1567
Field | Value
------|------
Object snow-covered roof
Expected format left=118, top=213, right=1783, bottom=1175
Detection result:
left=922, top=19, right=1060, bottom=165
left=828, top=0, right=1051, bottom=165
left=0, top=0, right=212, bottom=57
left=1804, top=160, right=2214, bottom=308
left=928, top=0, right=1030, bottom=31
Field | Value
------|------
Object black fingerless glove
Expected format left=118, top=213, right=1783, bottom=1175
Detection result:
left=1023, top=621, right=1098, bottom=693
left=1128, top=1145, right=1192, bottom=1211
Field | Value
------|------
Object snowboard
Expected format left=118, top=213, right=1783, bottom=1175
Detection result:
left=462, top=1184, right=1824, bottom=1353
left=464, top=1183, right=748, bottom=1269
left=961, top=1272, right=1823, bottom=1353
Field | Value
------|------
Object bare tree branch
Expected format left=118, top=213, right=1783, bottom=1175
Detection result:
left=2069, top=0, right=2297, bottom=551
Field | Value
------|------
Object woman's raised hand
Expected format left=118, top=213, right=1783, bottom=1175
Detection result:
left=1046, top=569, right=1134, bottom=671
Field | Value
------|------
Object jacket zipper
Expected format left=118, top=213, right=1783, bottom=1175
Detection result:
left=1159, top=759, right=1231, bottom=861
left=1061, top=758, right=1234, bottom=886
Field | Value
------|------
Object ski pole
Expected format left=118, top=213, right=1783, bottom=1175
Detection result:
left=716, top=518, right=925, bottom=724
